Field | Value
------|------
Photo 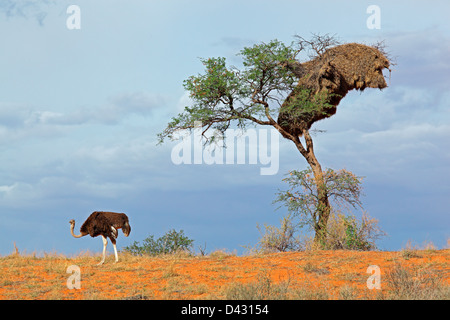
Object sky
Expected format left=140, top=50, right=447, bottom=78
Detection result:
left=0, top=0, right=449, bottom=256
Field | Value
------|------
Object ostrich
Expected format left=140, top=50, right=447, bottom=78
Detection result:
left=69, top=211, right=131, bottom=265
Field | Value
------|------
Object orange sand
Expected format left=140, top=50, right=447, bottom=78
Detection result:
left=0, top=249, right=448, bottom=300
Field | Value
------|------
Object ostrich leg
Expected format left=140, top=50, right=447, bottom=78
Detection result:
left=97, top=236, right=108, bottom=265
left=113, top=242, right=119, bottom=263
left=110, top=226, right=119, bottom=263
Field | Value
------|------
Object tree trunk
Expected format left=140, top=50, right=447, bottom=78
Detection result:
left=306, top=155, right=330, bottom=246
left=274, top=121, right=332, bottom=247
left=292, top=130, right=331, bottom=247
left=310, top=163, right=330, bottom=246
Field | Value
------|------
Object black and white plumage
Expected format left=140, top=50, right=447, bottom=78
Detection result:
left=69, top=211, right=131, bottom=265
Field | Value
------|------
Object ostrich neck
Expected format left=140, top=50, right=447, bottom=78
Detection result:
left=70, top=224, right=84, bottom=238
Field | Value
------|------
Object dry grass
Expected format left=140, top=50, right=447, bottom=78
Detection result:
left=380, top=263, right=449, bottom=300
left=0, top=249, right=448, bottom=300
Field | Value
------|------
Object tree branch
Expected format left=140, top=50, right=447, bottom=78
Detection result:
left=303, top=130, right=314, bottom=154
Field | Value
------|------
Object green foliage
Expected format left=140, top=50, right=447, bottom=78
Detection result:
left=183, top=57, right=245, bottom=116
left=324, top=212, right=383, bottom=251
left=157, top=37, right=328, bottom=144
left=342, top=215, right=372, bottom=250
left=278, top=88, right=336, bottom=128
left=238, top=40, right=299, bottom=99
left=123, top=229, right=194, bottom=256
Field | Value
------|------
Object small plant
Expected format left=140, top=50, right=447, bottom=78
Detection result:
left=341, top=215, right=375, bottom=250
left=255, top=214, right=301, bottom=253
left=123, top=229, right=194, bottom=256
left=208, top=249, right=236, bottom=259
left=400, top=240, right=423, bottom=260
left=383, top=263, right=450, bottom=300
left=339, top=285, right=357, bottom=300
left=224, top=271, right=290, bottom=300
left=401, top=249, right=422, bottom=260
left=301, top=262, right=330, bottom=275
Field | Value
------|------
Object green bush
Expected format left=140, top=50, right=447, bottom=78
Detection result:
left=322, top=212, right=385, bottom=251
left=342, top=215, right=373, bottom=251
left=124, top=229, right=194, bottom=256
left=254, top=211, right=384, bottom=252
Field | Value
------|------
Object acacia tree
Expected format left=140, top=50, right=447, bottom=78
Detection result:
left=158, top=36, right=343, bottom=244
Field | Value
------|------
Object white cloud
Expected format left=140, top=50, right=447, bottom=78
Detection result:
left=43, top=91, right=165, bottom=126
left=0, top=0, right=54, bottom=25
left=386, top=28, right=450, bottom=90
left=0, top=91, right=165, bottom=144
left=311, top=102, right=450, bottom=189
left=361, top=123, right=450, bottom=145
left=0, top=184, right=14, bottom=193
left=0, top=182, right=36, bottom=207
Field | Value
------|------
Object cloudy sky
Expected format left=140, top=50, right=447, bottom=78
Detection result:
left=1, top=0, right=449, bottom=256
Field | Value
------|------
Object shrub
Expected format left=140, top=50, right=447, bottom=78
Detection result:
left=123, top=229, right=194, bottom=256
left=382, top=264, right=450, bottom=300
left=224, top=272, right=290, bottom=300
left=255, top=214, right=302, bottom=253
left=274, top=168, right=366, bottom=247
left=322, top=211, right=385, bottom=250
left=257, top=211, right=385, bottom=252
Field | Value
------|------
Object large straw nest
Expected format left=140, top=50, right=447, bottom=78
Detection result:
left=278, top=43, right=391, bottom=138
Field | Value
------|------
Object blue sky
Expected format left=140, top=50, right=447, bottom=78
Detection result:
left=1, top=0, right=449, bottom=256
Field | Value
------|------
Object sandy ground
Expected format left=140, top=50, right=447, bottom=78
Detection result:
left=0, top=249, right=448, bottom=300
